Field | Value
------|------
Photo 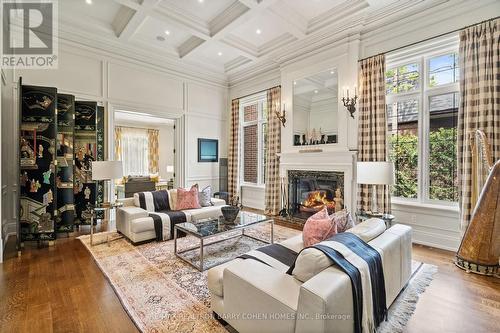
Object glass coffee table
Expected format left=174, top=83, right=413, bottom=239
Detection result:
left=174, top=211, right=274, bottom=271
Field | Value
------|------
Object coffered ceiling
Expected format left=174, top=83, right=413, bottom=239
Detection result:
left=58, top=0, right=481, bottom=83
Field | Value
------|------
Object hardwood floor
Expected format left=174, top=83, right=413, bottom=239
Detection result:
left=1, top=232, right=499, bottom=333
left=0, top=231, right=139, bottom=333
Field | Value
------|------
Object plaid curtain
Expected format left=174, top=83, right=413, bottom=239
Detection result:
left=114, top=126, right=122, bottom=161
left=357, top=54, right=391, bottom=213
left=265, top=86, right=281, bottom=215
left=148, top=129, right=159, bottom=174
left=228, top=99, right=240, bottom=203
left=458, top=18, right=500, bottom=232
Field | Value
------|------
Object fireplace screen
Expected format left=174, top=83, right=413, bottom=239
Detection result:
left=288, top=170, right=344, bottom=220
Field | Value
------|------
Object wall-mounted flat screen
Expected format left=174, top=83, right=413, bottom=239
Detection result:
left=198, top=138, right=218, bottom=162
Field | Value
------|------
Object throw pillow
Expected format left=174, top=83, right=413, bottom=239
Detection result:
left=168, top=189, right=177, bottom=210
left=199, top=185, right=213, bottom=207
left=331, top=209, right=354, bottom=233
left=176, top=185, right=201, bottom=210
left=302, top=207, right=337, bottom=247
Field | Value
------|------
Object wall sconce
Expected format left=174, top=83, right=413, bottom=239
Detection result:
left=275, top=101, right=286, bottom=127
left=342, top=86, right=358, bottom=119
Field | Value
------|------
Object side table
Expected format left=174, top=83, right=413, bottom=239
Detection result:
left=90, top=202, right=124, bottom=246
left=356, top=211, right=395, bottom=228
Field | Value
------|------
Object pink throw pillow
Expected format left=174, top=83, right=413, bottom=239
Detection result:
left=176, top=185, right=201, bottom=210
left=302, top=207, right=337, bottom=247
left=331, top=210, right=354, bottom=233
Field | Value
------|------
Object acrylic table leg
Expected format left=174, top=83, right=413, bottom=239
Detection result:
left=174, top=228, right=177, bottom=254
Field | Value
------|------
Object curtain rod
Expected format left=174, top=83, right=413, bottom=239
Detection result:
left=358, top=16, right=499, bottom=62
left=115, top=125, right=162, bottom=131
left=233, top=85, right=281, bottom=102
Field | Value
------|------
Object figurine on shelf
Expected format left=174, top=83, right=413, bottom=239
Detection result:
left=301, top=133, right=307, bottom=145
left=20, top=172, right=28, bottom=187
left=30, top=179, right=41, bottom=193
left=20, top=137, right=35, bottom=159
left=38, top=144, right=44, bottom=158
left=311, top=128, right=317, bottom=144
left=43, top=169, right=52, bottom=184
left=43, top=189, right=53, bottom=204
left=84, top=186, right=91, bottom=200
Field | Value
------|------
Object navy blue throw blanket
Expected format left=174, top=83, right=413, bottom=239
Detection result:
left=137, top=191, right=187, bottom=241
left=287, top=233, right=387, bottom=333
left=237, top=244, right=298, bottom=269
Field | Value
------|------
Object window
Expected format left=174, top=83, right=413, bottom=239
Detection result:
left=386, top=63, right=420, bottom=94
left=118, top=127, right=149, bottom=176
left=386, top=49, right=459, bottom=204
left=240, top=93, right=267, bottom=185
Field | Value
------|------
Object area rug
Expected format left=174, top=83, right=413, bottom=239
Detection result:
left=79, top=225, right=437, bottom=333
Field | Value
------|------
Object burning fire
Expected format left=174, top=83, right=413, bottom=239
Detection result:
left=301, top=190, right=335, bottom=212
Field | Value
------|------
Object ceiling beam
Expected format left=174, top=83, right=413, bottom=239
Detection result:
left=112, top=0, right=141, bottom=11
left=178, top=0, right=279, bottom=59
left=267, top=6, right=307, bottom=39
left=115, top=0, right=162, bottom=41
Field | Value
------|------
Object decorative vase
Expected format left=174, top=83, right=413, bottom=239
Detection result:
left=221, top=206, right=240, bottom=224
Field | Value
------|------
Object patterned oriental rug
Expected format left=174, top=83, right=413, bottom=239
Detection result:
left=78, top=224, right=437, bottom=333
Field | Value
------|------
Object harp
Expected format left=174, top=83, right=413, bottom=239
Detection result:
left=455, top=130, right=499, bottom=276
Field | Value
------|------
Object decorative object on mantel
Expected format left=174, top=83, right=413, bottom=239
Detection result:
left=357, top=162, right=394, bottom=214
left=275, top=101, right=286, bottom=127
left=299, top=148, right=323, bottom=153
left=342, top=85, right=358, bottom=118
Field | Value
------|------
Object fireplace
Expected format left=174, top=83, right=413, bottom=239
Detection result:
left=288, top=170, right=344, bottom=220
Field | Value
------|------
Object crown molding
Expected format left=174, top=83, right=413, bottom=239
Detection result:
left=308, top=0, right=368, bottom=33
left=225, top=56, right=253, bottom=73
left=56, top=25, right=228, bottom=87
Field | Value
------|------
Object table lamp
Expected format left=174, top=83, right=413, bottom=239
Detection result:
left=356, top=161, right=394, bottom=214
left=92, top=161, right=123, bottom=204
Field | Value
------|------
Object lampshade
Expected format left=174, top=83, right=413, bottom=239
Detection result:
left=357, top=162, right=395, bottom=185
left=91, top=161, right=123, bottom=180
left=166, top=165, right=174, bottom=173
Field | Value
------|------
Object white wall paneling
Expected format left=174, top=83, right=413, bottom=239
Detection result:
left=1, top=67, right=17, bottom=260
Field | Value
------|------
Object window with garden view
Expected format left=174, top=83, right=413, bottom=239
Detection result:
left=240, top=93, right=268, bottom=185
left=386, top=50, right=459, bottom=203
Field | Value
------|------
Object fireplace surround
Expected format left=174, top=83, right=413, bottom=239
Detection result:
left=288, top=170, right=344, bottom=220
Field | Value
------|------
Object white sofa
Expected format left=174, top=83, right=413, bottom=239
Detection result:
left=208, top=219, right=412, bottom=333
left=116, top=194, right=226, bottom=244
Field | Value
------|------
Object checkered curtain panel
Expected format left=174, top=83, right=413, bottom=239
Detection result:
left=457, top=18, right=500, bottom=233
left=114, top=126, right=122, bottom=161
left=148, top=129, right=159, bottom=174
left=265, top=86, right=281, bottom=215
left=228, top=99, right=240, bottom=203
left=357, top=54, right=391, bottom=213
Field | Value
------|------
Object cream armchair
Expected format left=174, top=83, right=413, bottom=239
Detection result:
left=208, top=219, right=412, bottom=333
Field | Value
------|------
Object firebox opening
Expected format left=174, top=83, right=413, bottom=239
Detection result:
left=288, top=170, right=344, bottom=221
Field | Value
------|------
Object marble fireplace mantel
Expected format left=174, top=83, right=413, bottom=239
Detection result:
left=278, top=150, right=357, bottom=214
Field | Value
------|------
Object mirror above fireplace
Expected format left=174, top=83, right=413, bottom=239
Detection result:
left=293, top=68, right=338, bottom=146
